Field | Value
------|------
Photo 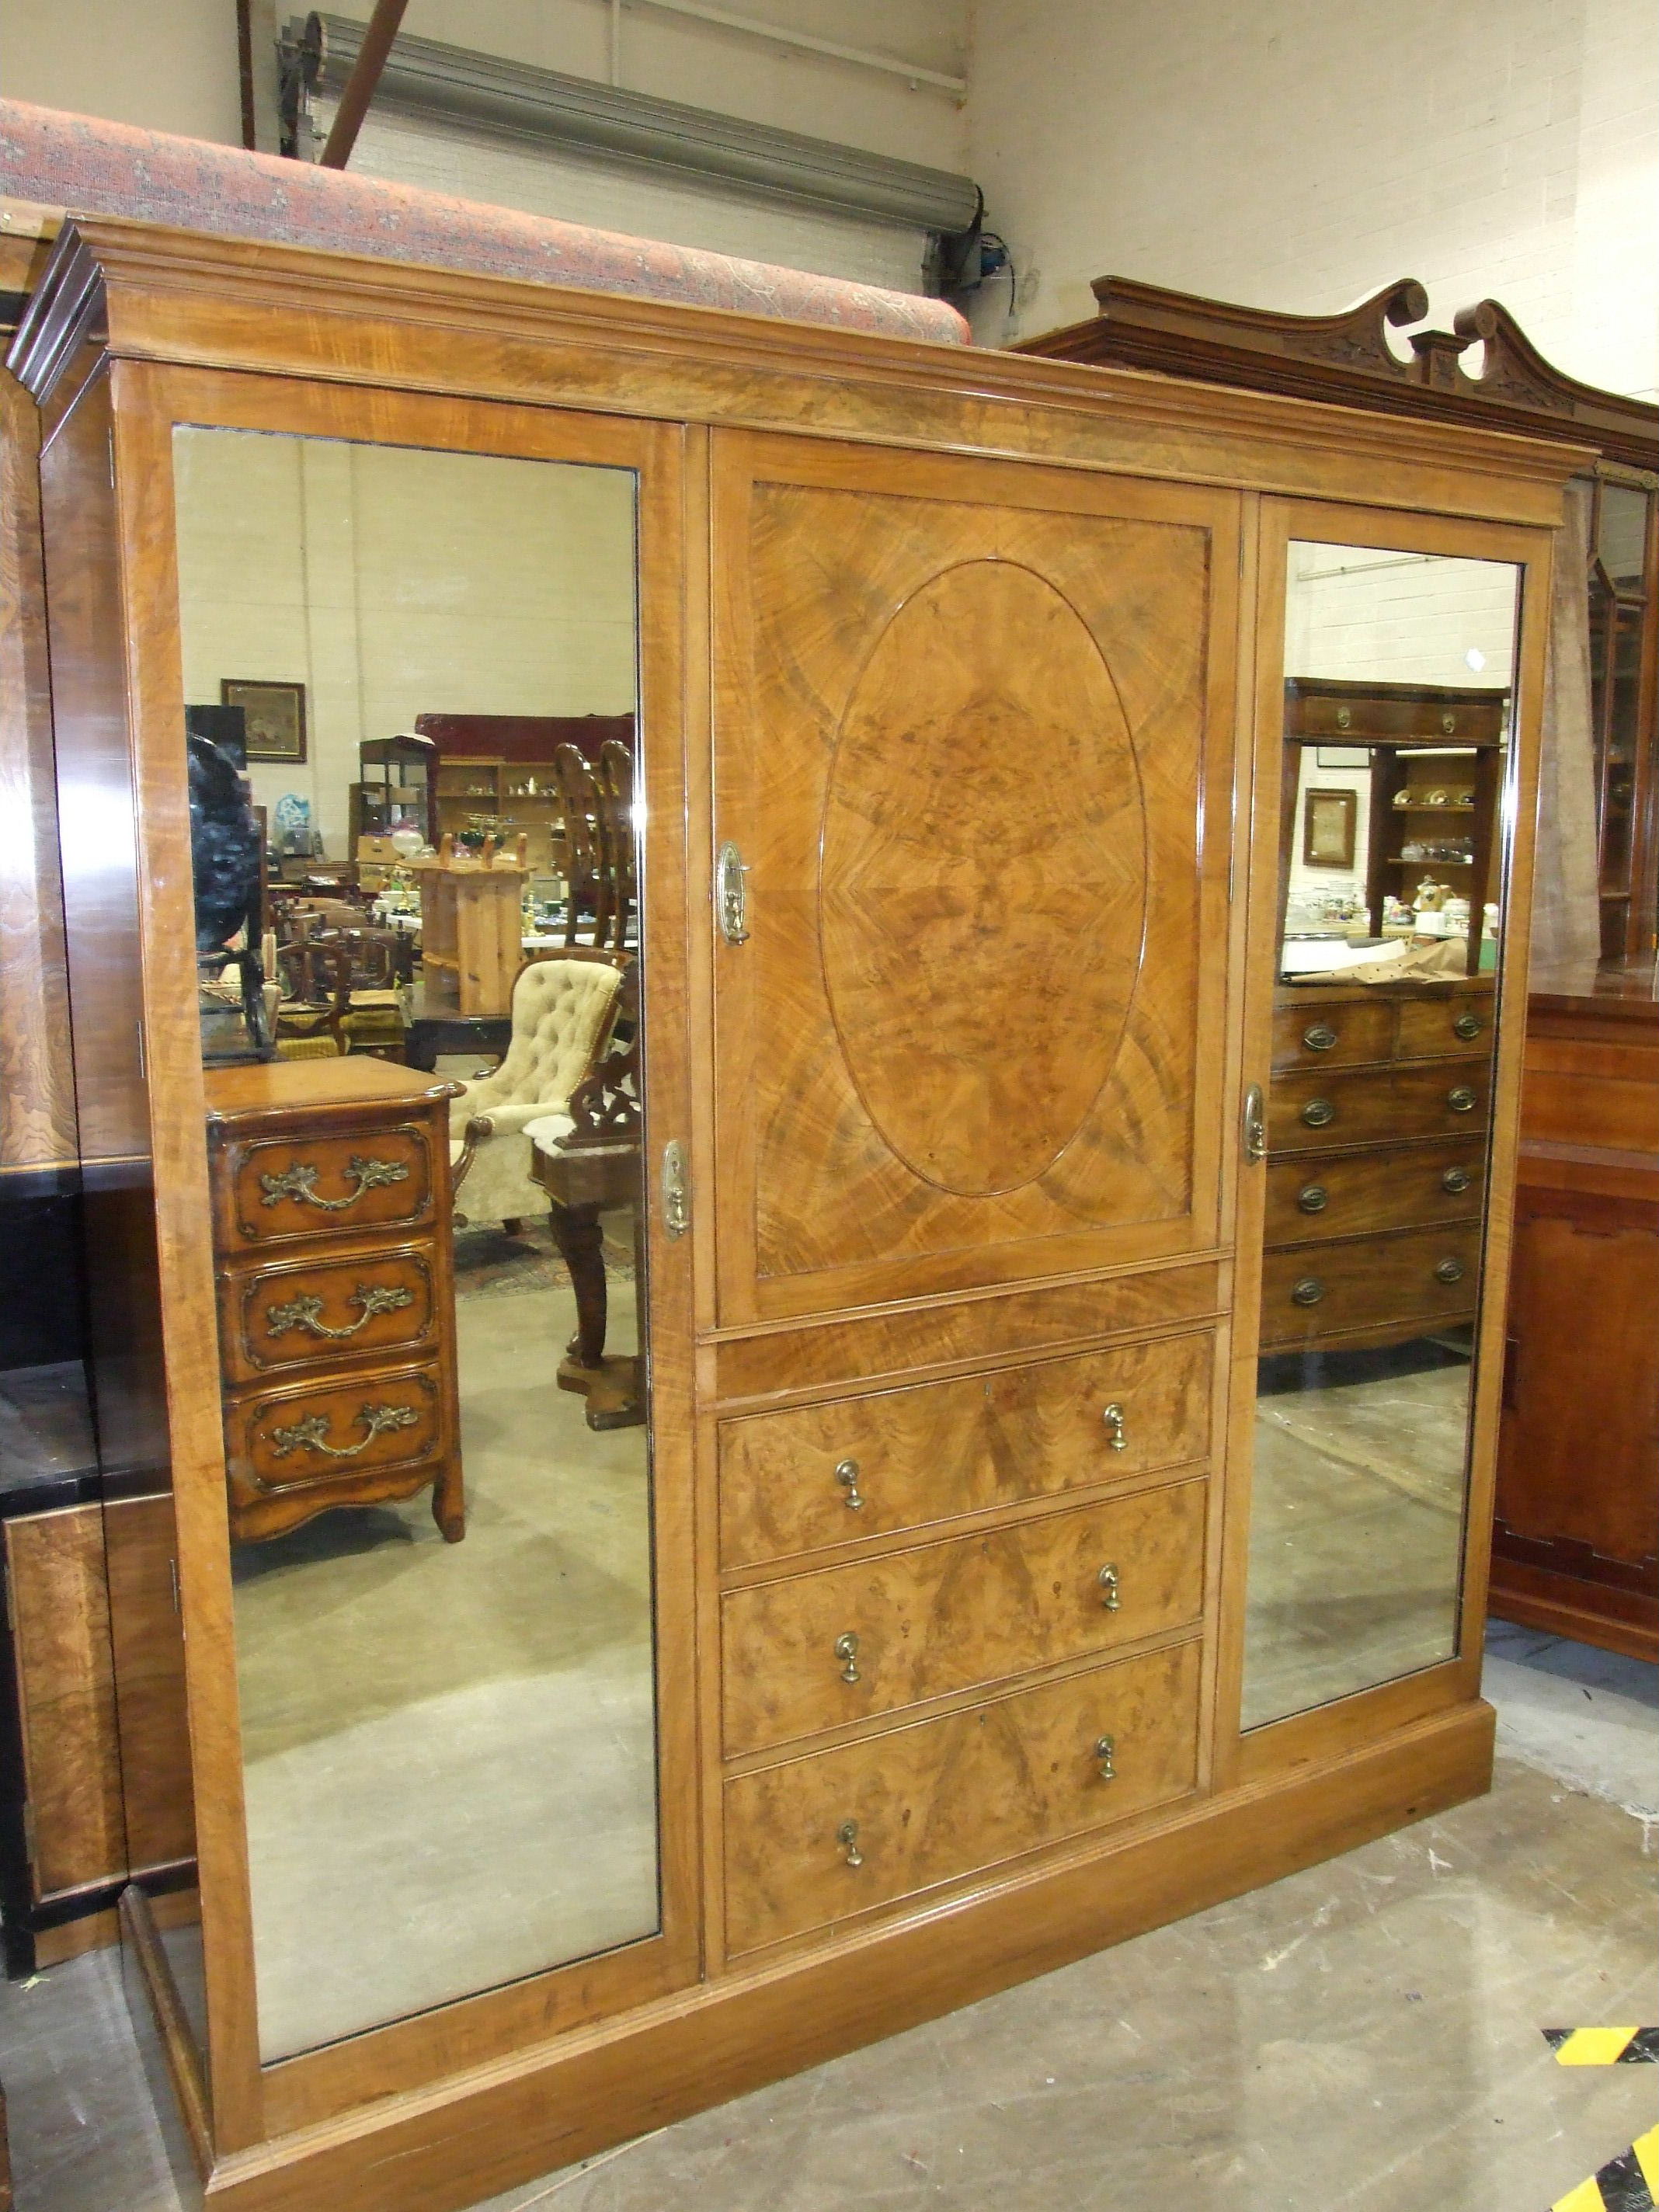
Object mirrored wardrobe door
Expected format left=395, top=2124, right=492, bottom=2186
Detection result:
left=1239, top=531, right=1529, bottom=1734
left=170, top=420, right=670, bottom=2067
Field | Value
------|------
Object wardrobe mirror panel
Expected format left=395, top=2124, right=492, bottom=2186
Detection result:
left=172, top=426, right=658, bottom=2061
left=1241, top=541, right=1522, bottom=1730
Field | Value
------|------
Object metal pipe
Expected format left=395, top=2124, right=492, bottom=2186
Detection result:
left=318, top=0, right=410, bottom=168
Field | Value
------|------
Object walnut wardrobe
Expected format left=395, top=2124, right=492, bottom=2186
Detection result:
left=7, top=214, right=1577, bottom=2212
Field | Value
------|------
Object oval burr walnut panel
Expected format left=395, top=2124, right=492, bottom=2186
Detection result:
left=820, top=559, right=1146, bottom=1198
left=723, top=1638, right=1202, bottom=1955
left=718, top=1330, right=1213, bottom=1568
left=712, top=433, right=1240, bottom=1324
left=721, top=1476, right=1207, bottom=1755
left=219, top=1243, right=437, bottom=1382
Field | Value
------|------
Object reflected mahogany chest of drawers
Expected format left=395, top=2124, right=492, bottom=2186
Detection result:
left=203, top=1060, right=464, bottom=1543
left=1262, top=978, right=1495, bottom=1353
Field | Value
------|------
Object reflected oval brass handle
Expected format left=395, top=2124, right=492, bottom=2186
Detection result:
left=1335, top=707, right=1352, bottom=731
left=1296, top=1183, right=1329, bottom=1214
left=834, top=1458, right=865, bottom=1511
left=1095, top=1734, right=1117, bottom=1781
left=1441, top=712, right=1457, bottom=735
left=1453, top=1011, right=1483, bottom=1041
left=833, top=1632, right=861, bottom=1685
left=1435, top=1257, right=1466, bottom=1285
left=1447, top=1086, right=1477, bottom=1114
left=836, top=1819, right=864, bottom=1869
left=1291, top=1277, right=1325, bottom=1307
left=1097, top=1563, right=1121, bottom=1612
left=1101, top=1402, right=1128, bottom=1452
left=1301, top=1097, right=1336, bottom=1129
left=1302, top=1023, right=1338, bottom=1053
left=1442, top=1166, right=1472, bottom=1195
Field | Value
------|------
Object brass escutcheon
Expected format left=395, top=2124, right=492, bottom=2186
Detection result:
left=834, top=1631, right=861, bottom=1685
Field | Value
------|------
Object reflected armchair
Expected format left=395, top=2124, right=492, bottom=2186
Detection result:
left=449, top=955, right=625, bottom=1228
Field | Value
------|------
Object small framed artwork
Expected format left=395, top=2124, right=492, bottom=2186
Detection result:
left=221, top=679, right=307, bottom=764
left=1316, top=745, right=1372, bottom=770
left=1303, top=787, right=1358, bottom=870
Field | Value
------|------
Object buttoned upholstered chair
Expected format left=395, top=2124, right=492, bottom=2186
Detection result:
left=449, top=954, right=625, bottom=1229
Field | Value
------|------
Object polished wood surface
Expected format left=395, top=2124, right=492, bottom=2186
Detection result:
left=718, top=1332, right=1213, bottom=1567
left=100, top=1496, right=194, bottom=1880
left=219, top=1241, right=438, bottom=1382
left=1260, top=1221, right=1481, bottom=1351
left=724, top=1639, right=1203, bottom=1955
left=1268, top=1049, right=1491, bottom=1150
left=722, top=1480, right=1207, bottom=1755
left=1263, top=1139, right=1485, bottom=1246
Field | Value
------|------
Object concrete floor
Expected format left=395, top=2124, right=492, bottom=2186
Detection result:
left=2, top=1623, right=1652, bottom=2212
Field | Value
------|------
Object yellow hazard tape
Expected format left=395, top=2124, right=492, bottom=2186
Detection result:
left=1636, top=2126, right=1659, bottom=2194
left=1549, top=2124, right=1659, bottom=2212
left=1556, top=2028, right=1647, bottom=2066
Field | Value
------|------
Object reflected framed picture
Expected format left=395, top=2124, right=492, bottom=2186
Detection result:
left=221, top=678, right=307, bottom=764
left=1303, top=786, right=1358, bottom=869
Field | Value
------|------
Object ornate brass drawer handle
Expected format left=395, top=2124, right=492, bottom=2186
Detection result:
left=1094, top=1734, right=1117, bottom=1782
left=269, top=1401, right=420, bottom=1459
left=1101, top=1402, right=1128, bottom=1452
left=1097, top=1563, right=1121, bottom=1612
left=836, top=1819, right=864, bottom=1868
left=1441, top=711, right=1457, bottom=735
left=1300, top=1097, right=1335, bottom=1129
left=265, top=1284, right=415, bottom=1340
left=1435, top=1257, right=1466, bottom=1285
left=835, top=1457, right=865, bottom=1511
left=1296, top=1183, right=1328, bottom=1215
left=1453, top=1010, right=1483, bottom=1041
left=1446, top=1087, right=1478, bottom=1114
left=834, top=1631, right=861, bottom=1684
left=259, top=1155, right=410, bottom=1211
left=1442, top=1165, right=1472, bottom=1195
left=1291, top=1276, right=1325, bottom=1307
left=1302, top=1023, right=1337, bottom=1053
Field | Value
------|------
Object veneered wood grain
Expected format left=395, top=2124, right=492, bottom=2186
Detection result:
left=102, top=1494, right=195, bottom=1880
left=1259, top=1220, right=1480, bottom=1350
left=1268, top=1059, right=1490, bottom=1152
left=219, top=1241, right=438, bottom=1382
left=722, top=1480, right=1207, bottom=1755
left=722, top=1639, right=1202, bottom=1954
left=1270, top=996, right=1393, bottom=1072
left=718, top=1331, right=1213, bottom=1567
left=1263, top=1139, right=1485, bottom=1246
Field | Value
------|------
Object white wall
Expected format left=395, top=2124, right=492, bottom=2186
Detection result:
left=966, top=0, right=1659, bottom=397
left=173, top=428, right=637, bottom=856
left=2, top=0, right=245, bottom=147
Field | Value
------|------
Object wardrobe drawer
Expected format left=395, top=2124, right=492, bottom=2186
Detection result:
left=718, top=1333, right=1212, bottom=1568
left=225, top=1362, right=446, bottom=1497
left=1271, top=997, right=1393, bottom=1073
left=218, top=1243, right=438, bottom=1382
left=1395, top=993, right=1494, bottom=1059
left=1264, top=1141, right=1486, bottom=1246
left=722, top=1478, right=1207, bottom=1755
left=1268, top=1061, right=1490, bottom=1153
left=217, top=1125, right=436, bottom=1247
left=1259, top=1223, right=1482, bottom=1350
left=724, top=1638, right=1202, bottom=1955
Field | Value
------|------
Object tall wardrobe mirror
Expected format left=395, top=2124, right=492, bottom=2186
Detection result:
left=172, top=426, right=658, bottom=2061
left=1242, top=541, right=1523, bottom=1730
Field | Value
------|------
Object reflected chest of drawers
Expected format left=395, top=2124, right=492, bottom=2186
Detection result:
left=203, top=1060, right=464, bottom=1543
left=1261, top=979, right=1494, bottom=1354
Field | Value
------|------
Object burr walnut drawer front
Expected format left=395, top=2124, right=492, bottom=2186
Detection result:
left=217, top=1124, right=436, bottom=1247
left=718, top=1332, right=1213, bottom=1570
left=1270, top=997, right=1394, bottom=1073
left=1268, top=1062, right=1490, bottom=1153
left=1259, top=1223, right=1482, bottom=1351
left=1394, top=993, right=1494, bottom=1059
left=722, top=1477, right=1207, bottom=1757
left=1263, top=1140, right=1487, bottom=1246
left=224, top=1362, right=446, bottom=1498
left=723, top=1637, right=1202, bottom=1955
left=218, top=1243, right=438, bottom=1382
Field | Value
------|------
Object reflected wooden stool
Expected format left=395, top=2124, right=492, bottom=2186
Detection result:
left=527, top=1113, right=643, bottom=1431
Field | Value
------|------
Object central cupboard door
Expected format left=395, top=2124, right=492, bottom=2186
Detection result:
left=711, top=433, right=1241, bottom=1323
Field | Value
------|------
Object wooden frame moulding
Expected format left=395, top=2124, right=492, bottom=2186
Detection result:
left=1212, top=497, right=1556, bottom=1793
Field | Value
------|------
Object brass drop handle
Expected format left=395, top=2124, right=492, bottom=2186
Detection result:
left=1300, top=1097, right=1335, bottom=1129
left=1291, top=1276, right=1325, bottom=1307
left=835, top=1457, right=865, bottom=1511
left=1095, top=1734, right=1117, bottom=1782
left=1097, top=1563, right=1121, bottom=1612
left=1447, top=1086, right=1477, bottom=1114
left=1435, top=1257, right=1466, bottom=1285
left=1442, top=1165, right=1472, bottom=1195
left=1303, top=1022, right=1338, bottom=1053
left=1296, top=1183, right=1328, bottom=1215
left=1453, top=1010, right=1483, bottom=1041
left=834, top=1632, right=861, bottom=1685
left=1101, top=1402, right=1127, bottom=1452
left=836, top=1819, right=864, bottom=1868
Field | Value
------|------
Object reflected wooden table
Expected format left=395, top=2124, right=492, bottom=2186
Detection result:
left=526, top=1113, right=643, bottom=1431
